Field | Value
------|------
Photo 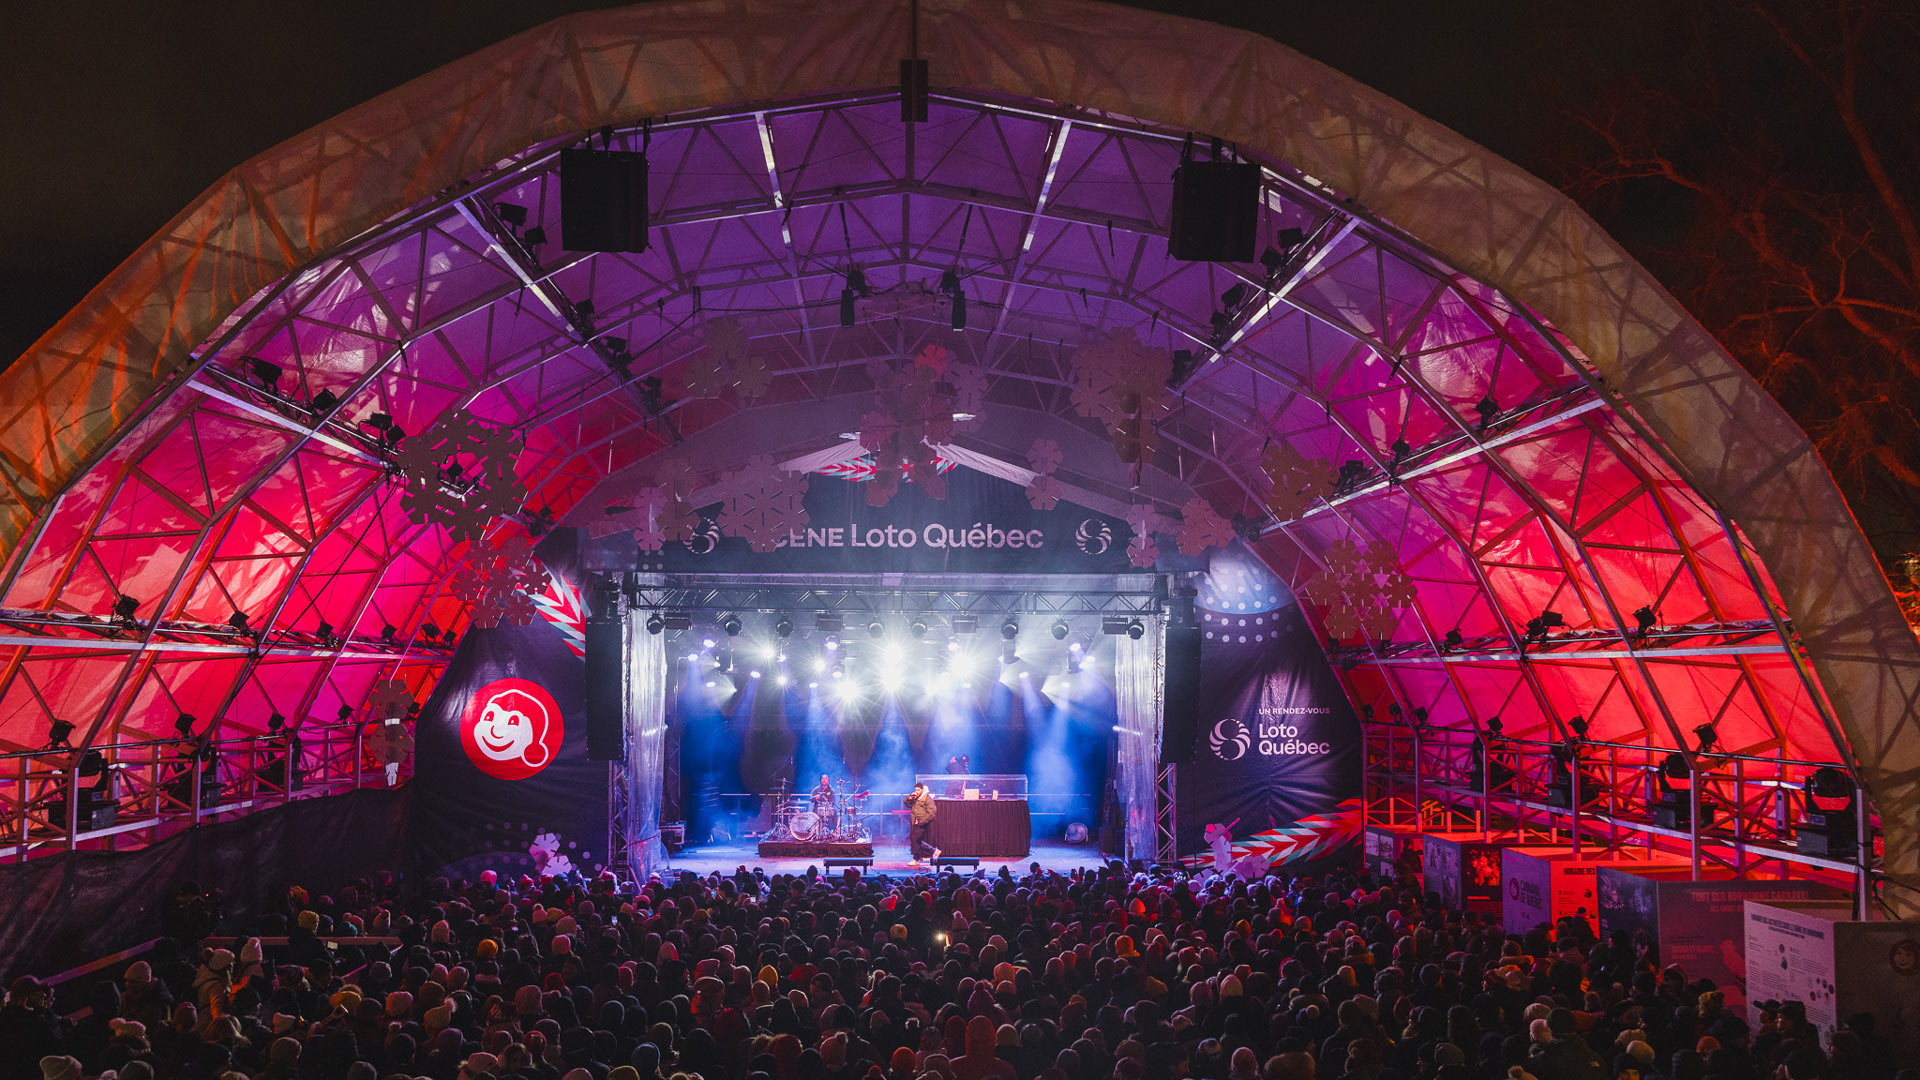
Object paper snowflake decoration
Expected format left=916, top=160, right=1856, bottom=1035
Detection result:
left=1260, top=442, right=1340, bottom=521
left=1027, top=439, right=1064, bottom=475
left=451, top=535, right=551, bottom=628
left=1127, top=533, right=1160, bottom=568
left=1175, top=497, right=1237, bottom=556
left=704, top=317, right=749, bottom=365
left=856, top=358, right=958, bottom=508
left=1025, top=473, right=1062, bottom=510
left=718, top=455, right=809, bottom=552
left=394, top=408, right=527, bottom=542
left=1297, top=537, right=1416, bottom=643
left=369, top=678, right=413, bottom=720
left=948, top=364, right=989, bottom=417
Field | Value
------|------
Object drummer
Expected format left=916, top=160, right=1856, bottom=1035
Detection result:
left=811, top=773, right=836, bottom=828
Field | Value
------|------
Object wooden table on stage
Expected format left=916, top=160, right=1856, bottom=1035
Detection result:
left=931, top=798, right=1030, bottom=858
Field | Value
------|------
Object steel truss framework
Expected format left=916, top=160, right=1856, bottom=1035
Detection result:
left=0, top=54, right=1897, bottom=905
left=614, top=573, right=1166, bottom=623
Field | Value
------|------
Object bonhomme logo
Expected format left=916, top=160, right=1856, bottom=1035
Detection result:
left=1075, top=519, right=1113, bottom=555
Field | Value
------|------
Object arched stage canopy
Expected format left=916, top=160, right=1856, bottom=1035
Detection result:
left=0, top=0, right=1914, bottom=909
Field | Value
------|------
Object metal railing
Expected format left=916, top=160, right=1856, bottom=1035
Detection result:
left=1362, top=726, right=1880, bottom=916
left=0, top=724, right=412, bottom=862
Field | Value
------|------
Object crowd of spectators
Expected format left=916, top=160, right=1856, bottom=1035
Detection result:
left=0, top=861, right=1903, bottom=1080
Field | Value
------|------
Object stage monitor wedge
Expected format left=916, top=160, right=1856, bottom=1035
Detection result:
left=561, top=148, right=649, bottom=254
left=1160, top=622, right=1204, bottom=763
left=1168, top=160, right=1260, bottom=263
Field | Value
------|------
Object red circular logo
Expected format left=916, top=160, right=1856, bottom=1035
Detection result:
left=460, top=678, right=564, bottom=780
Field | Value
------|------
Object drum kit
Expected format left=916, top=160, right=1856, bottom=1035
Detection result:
left=768, top=778, right=871, bottom=842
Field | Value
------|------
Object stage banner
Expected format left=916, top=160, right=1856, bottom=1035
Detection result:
left=1176, top=546, right=1362, bottom=869
left=410, top=531, right=609, bottom=882
left=584, top=470, right=1135, bottom=575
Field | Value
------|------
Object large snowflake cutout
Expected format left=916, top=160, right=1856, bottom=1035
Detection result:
left=369, top=678, right=413, bottom=720
left=394, top=408, right=527, bottom=543
left=948, top=363, right=989, bottom=418
left=857, top=358, right=957, bottom=508
left=451, top=534, right=551, bottom=628
left=1260, top=442, right=1340, bottom=521
left=1024, top=439, right=1064, bottom=509
left=719, top=455, right=809, bottom=552
left=1124, top=503, right=1169, bottom=568
left=1175, top=497, right=1236, bottom=556
left=1068, top=329, right=1174, bottom=468
left=1025, top=474, right=1062, bottom=510
left=1298, top=537, right=1415, bottom=643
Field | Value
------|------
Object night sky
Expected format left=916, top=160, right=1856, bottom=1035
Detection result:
left=0, top=0, right=1656, bottom=367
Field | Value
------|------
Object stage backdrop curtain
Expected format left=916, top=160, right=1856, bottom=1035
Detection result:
left=626, top=621, right=669, bottom=878
left=1114, top=615, right=1164, bottom=864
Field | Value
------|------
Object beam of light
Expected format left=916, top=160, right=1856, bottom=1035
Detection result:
left=879, top=665, right=902, bottom=693
left=813, top=657, right=828, bottom=674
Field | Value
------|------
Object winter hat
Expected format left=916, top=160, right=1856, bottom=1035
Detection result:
left=297, top=910, right=320, bottom=932
left=39, top=1058, right=83, bottom=1080
left=208, top=949, right=235, bottom=972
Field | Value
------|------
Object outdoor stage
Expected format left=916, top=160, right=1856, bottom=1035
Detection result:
left=666, top=837, right=1107, bottom=876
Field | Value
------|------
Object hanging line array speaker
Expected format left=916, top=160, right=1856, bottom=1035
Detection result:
left=584, top=573, right=628, bottom=762
left=561, top=148, right=649, bottom=254
left=1168, top=159, right=1259, bottom=263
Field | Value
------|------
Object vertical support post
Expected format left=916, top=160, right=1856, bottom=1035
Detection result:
left=1688, top=766, right=1703, bottom=879
left=1856, top=780, right=1871, bottom=920
left=64, top=759, right=81, bottom=852
left=1570, top=746, right=1582, bottom=856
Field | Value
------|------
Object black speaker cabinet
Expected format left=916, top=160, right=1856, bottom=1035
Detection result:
left=561, top=148, right=649, bottom=254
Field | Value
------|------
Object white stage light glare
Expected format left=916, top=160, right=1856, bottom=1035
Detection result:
left=813, top=657, right=828, bottom=674
left=824, top=636, right=840, bottom=651
left=777, top=674, right=790, bottom=687
left=749, top=670, right=761, bottom=679
left=760, top=643, right=779, bottom=660
left=685, top=653, right=700, bottom=662
left=947, top=638, right=961, bottom=653
left=835, top=680, right=860, bottom=702
left=775, top=652, right=787, bottom=663
left=702, top=636, right=717, bottom=649
left=705, top=680, right=717, bottom=689
left=808, top=680, right=819, bottom=689
left=880, top=667, right=902, bottom=692
left=882, top=643, right=905, bottom=668
left=951, top=654, right=974, bottom=678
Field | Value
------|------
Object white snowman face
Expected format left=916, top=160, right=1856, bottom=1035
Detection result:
left=474, top=693, right=550, bottom=768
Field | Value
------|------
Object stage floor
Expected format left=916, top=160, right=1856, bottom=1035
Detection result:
left=664, top=837, right=1110, bottom=876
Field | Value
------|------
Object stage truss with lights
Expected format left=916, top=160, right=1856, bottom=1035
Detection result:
left=0, top=0, right=1913, bottom=913
left=597, top=571, right=1173, bottom=875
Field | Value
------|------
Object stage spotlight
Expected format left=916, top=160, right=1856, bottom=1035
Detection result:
left=952, top=616, right=978, bottom=635
left=808, top=681, right=819, bottom=689
left=1568, top=715, right=1589, bottom=738
left=774, top=615, right=793, bottom=638
left=951, top=654, right=974, bottom=679
left=1474, top=394, right=1499, bottom=433
left=881, top=643, right=905, bottom=670
left=721, top=615, right=742, bottom=637
left=380, top=623, right=398, bottom=646
left=309, top=388, right=340, bottom=416
left=227, top=611, right=251, bottom=633
left=1127, top=619, right=1145, bottom=640
left=315, top=620, right=335, bottom=645
left=686, top=652, right=701, bottom=662
left=1001, top=618, right=1019, bottom=641
left=776, top=674, right=789, bottom=687
left=880, top=667, right=902, bottom=692
left=760, top=642, right=779, bottom=661
left=909, top=619, right=928, bottom=639
left=705, top=679, right=717, bottom=689
left=245, top=356, right=282, bottom=392
left=748, top=670, right=761, bottom=679
left=702, top=636, right=717, bottom=649
left=1631, top=605, right=1657, bottom=637
left=823, top=635, right=840, bottom=652
left=830, top=661, right=846, bottom=680
left=112, top=594, right=140, bottom=622
left=1693, top=722, right=1719, bottom=753
left=813, top=657, right=828, bottom=674
left=868, top=618, right=886, bottom=639
left=1050, top=619, right=1069, bottom=641
left=492, top=201, right=529, bottom=228
left=646, top=613, right=665, bottom=635
left=834, top=679, right=860, bottom=702
left=1069, top=638, right=1085, bottom=654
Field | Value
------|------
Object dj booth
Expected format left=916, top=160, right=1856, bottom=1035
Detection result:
left=920, top=773, right=1030, bottom=859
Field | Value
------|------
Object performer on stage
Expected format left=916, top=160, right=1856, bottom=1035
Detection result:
left=903, top=782, right=940, bottom=864
left=812, top=774, right=836, bottom=833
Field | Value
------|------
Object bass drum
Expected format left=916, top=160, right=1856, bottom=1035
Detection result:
left=789, top=811, right=820, bottom=841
